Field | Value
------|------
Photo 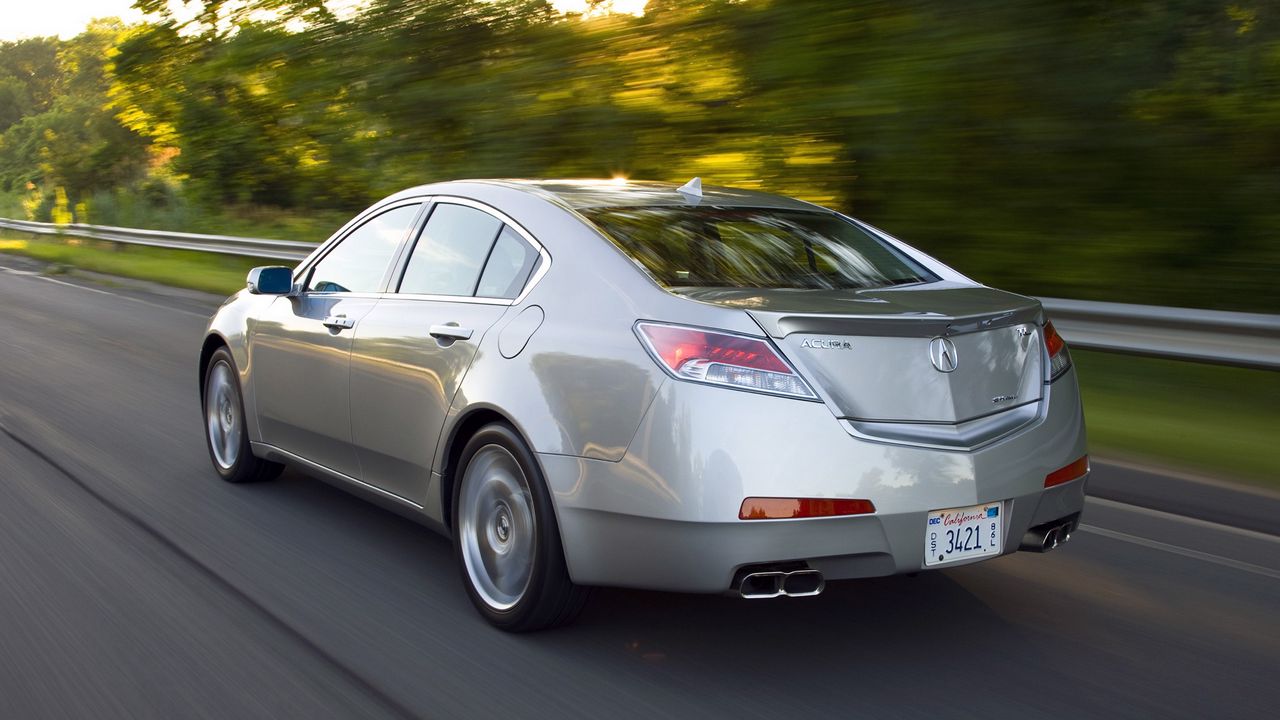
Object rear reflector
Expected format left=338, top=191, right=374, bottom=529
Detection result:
left=636, top=322, right=816, bottom=399
left=1044, top=455, right=1089, bottom=488
left=1044, top=319, right=1072, bottom=381
left=739, top=497, right=876, bottom=520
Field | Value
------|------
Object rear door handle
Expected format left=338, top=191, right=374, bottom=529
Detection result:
left=429, top=324, right=473, bottom=340
left=323, top=315, right=356, bottom=330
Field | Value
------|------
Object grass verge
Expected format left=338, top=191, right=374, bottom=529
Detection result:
left=2, top=233, right=1275, bottom=488
left=0, top=234, right=286, bottom=296
left=1072, top=349, right=1278, bottom=489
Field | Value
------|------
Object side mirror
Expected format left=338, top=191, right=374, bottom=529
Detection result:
left=247, top=266, right=293, bottom=295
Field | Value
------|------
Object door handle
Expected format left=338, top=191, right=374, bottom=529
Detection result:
left=323, top=315, right=356, bottom=330
left=429, top=324, right=473, bottom=340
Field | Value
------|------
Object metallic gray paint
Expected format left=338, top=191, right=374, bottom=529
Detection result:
left=349, top=297, right=507, bottom=505
left=203, top=179, right=1088, bottom=594
left=545, top=371, right=1085, bottom=591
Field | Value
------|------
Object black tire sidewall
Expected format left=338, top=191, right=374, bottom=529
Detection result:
left=202, top=347, right=256, bottom=483
left=451, top=422, right=571, bottom=631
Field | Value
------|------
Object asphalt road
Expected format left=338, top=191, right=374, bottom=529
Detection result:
left=1, top=260, right=1277, bottom=720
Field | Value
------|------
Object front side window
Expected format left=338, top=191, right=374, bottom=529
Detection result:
left=307, top=204, right=420, bottom=293
left=398, top=203, right=503, bottom=296
left=580, top=206, right=936, bottom=291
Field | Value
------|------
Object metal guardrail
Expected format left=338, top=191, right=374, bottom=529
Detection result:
left=1, top=217, right=1277, bottom=369
left=0, top=217, right=314, bottom=262
left=1040, top=298, right=1278, bottom=370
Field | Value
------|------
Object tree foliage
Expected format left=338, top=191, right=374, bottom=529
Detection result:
left=1, top=0, right=1276, bottom=310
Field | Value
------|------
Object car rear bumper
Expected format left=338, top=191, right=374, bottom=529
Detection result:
left=539, top=369, right=1087, bottom=593
left=548, top=479, right=1085, bottom=592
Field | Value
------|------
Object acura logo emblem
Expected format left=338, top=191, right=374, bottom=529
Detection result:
left=929, top=337, right=958, bottom=373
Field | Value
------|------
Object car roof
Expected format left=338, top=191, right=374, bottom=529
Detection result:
left=435, top=178, right=826, bottom=212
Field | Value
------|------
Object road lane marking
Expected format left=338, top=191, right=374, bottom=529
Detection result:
left=0, top=264, right=209, bottom=319
left=1078, top=524, right=1280, bottom=580
left=1085, top=497, right=1280, bottom=544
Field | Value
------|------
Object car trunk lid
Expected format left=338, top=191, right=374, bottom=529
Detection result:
left=679, top=283, right=1046, bottom=423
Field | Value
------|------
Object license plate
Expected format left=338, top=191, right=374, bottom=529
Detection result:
left=924, top=502, right=1003, bottom=567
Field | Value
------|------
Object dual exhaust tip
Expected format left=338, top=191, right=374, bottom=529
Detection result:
left=738, top=568, right=825, bottom=598
left=1020, top=518, right=1076, bottom=553
left=738, top=515, right=1076, bottom=597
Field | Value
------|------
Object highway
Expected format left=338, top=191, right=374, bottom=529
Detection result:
left=1, top=258, right=1277, bottom=719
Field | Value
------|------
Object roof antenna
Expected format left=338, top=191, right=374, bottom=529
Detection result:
left=677, top=177, right=702, bottom=203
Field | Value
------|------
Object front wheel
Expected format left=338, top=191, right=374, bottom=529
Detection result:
left=202, top=347, right=283, bottom=484
left=453, top=423, right=588, bottom=631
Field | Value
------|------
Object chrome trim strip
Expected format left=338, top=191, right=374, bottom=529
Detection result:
left=840, top=400, right=1045, bottom=452
left=393, top=293, right=514, bottom=306
left=417, top=196, right=553, bottom=306
left=287, top=194, right=552, bottom=306
left=293, top=198, right=429, bottom=283
left=250, top=442, right=424, bottom=509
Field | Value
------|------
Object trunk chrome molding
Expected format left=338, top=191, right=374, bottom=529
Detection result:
left=840, top=400, right=1045, bottom=452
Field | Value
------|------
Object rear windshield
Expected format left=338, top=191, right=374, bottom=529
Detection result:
left=580, top=206, right=936, bottom=290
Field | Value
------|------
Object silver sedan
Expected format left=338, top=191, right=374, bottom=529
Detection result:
left=200, top=179, right=1088, bottom=631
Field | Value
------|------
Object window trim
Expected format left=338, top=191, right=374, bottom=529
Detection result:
left=390, top=196, right=551, bottom=306
left=295, top=199, right=428, bottom=296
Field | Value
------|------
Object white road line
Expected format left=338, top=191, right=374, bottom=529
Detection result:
left=0, top=264, right=209, bottom=319
left=32, top=273, right=117, bottom=296
left=1078, top=524, right=1280, bottom=580
left=1085, top=496, right=1280, bottom=543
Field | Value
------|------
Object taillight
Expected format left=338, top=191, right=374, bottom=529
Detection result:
left=1045, top=455, right=1089, bottom=487
left=1044, top=319, right=1072, bottom=381
left=635, top=322, right=817, bottom=399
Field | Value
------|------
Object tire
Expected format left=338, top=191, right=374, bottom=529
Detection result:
left=202, top=347, right=284, bottom=484
left=452, top=422, right=588, bottom=632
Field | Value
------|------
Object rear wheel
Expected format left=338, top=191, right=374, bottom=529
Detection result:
left=453, top=423, right=588, bottom=631
left=203, top=347, right=283, bottom=483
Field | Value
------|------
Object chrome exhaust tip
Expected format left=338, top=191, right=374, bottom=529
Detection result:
left=1056, top=522, right=1072, bottom=545
left=1020, top=514, right=1081, bottom=553
left=1020, top=525, right=1058, bottom=553
left=739, top=571, right=785, bottom=599
left=736, top=568, right=826, bottom=598
left=781, top=569, right=825, bottom=597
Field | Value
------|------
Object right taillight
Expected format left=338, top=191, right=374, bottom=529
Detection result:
left=1044, top=319, right=1072, bottom=381
left=635, top=321, right=817, bottom=399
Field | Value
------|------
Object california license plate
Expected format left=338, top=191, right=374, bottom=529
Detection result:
left=924, top=502, right=1003, bottom=567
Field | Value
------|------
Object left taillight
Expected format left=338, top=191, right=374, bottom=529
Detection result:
left=1044, top=319, right=1072, bottom=381
left=635, top=322, right=817, bottom=399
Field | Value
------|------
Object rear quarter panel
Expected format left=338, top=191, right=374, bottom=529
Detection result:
left=434, top=183, right=767, bottom=465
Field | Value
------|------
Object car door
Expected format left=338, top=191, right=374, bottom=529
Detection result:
left=349, top=199, right=545, bottom=505
left=251, top=202, right=423, bottom=478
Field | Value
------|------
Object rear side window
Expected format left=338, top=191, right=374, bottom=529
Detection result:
left=399, top=203, right=502, bottom=296
left=476, top=226, right=540, bottom=299
left=307, top=204, right=420, bottom=293
left=580, top=206, right=935, bottom=291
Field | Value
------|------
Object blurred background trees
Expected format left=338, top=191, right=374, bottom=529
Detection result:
left=0, top=0, right=1276, bottom=310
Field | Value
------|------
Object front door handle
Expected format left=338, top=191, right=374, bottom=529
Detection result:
left=429, top=324, right=473, bottom=341
left=323, top=315, right=356, bottom=330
